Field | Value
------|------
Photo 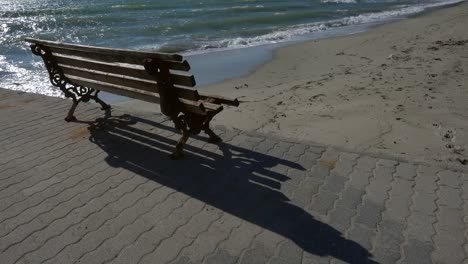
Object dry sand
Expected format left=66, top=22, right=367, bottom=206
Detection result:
left=120, top=2, right=468, bottom=167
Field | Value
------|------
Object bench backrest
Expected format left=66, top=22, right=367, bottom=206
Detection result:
left=25, top=38, right=222, bottom=115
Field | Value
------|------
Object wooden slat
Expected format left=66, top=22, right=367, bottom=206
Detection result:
left=202, top=101, right=224, bottom=113
left=199, top=92, right=240, bottom=106
left=60, top=65, right=199, bottom=101
left=25, top=38, right=239, bottom=110
left=54, top=55, right=196, bottom=87
left=45, top=45, right=191, bottom=71
left=65, top=75, right=207, bottom=115
left=25, top=37, right=183, bottom=62
left=178, top=98, right=207, bottom=115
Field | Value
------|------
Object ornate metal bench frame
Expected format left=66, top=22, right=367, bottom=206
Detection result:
left=31, top=44, right=110, bottom=122
left=29, top=42, right=237, bottom=159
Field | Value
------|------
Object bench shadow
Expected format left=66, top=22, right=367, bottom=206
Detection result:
left=79, top=112, right=376, bottom=264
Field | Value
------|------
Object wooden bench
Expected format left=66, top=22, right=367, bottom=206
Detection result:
left=25, top=38, right=239, bottom=159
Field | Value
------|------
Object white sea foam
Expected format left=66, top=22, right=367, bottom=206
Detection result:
left=1, top=23, right=9, bottom=34
left=111, top=4, right=147, bottom=9
left=185, top=0, right=465, bottom=55
left=0, top=55, right=63, bottom=97
left=231, top=5, right=252, bottom=9
left=321, top=0, right=357, bottom=4
left=190, top=5, right=264, bottom=12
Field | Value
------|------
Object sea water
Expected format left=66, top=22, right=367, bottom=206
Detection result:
left=0, top=0, right=464, bottom=97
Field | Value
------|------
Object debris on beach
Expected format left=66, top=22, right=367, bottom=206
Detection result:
left=435, top=39, right=468, bottom=46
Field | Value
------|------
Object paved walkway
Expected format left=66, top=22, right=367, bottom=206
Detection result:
left=0, top=88, right=467, bottom=264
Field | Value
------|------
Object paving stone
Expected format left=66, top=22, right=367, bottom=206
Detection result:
left=21, top=186, right=178, bottom=264
left=0, top=172, right=143, bottom=261
left=332, top=155, right=356, bottom=178
left=412, top=191, right=437, bottom=215
left=339, top=152, right=360, bottom=161
left=139, top=206, right=224, bottom=264
left=307, top=145, right=326, bottom=155
left=438, top=170, right=461, bottom=188
left=394, top=163, right=417, bottom=180
left=319, top=149, right=340, bottom=168
left=354, top=201, right=383, bottom=229
left=373, top=220, right=404, bottom=254
left=76, top=194, right=200, bottom=264
left=431, top=243, right=465, bottom=264
left=205, top=250, right=238, bottom=264
left=433, top=169, right=464, bottom=264
left=308, top=163, right=331, bottom=181
left=274, top=240, right=303, bottom=264
left=414, top=166, right=439, bottom=193
left=347, top=165, right=374, bottom=190
left=254, top=138, right=278, bottom=154
left=0, top=89, right=467, bottom=264
left=309, top=191, right=339, bottom=216
left=385, top=179, right=413, bottom=221
left=346, top=225, right=374, bottom=250
left=267, top=141, right=293, bottom=158
left=355, top=156, right=377, bottom=173
left=268, top=259, right=290, bottom=264
left=108, top=198, right=206, bottom=264
left=285, top=144, right=308, bottom=161
left=405, top=212, right=436, bottom=243
left=217, top=221, right=263, bottom=257
left=170, top=256, right=194, bottom=264
left=400, top=239, right=433, bottom=264
left=0, top=166, right=130, bottom=243
left=376, top=159, right=398, bottom=168
left=335, top=188, right=365, bottom=210
left=302, top=252, right=330, bottom=264
left=364, top=165, right=393, bottom=204
left=177, top=213, right=242, bottom=263
left=327, top=206, right=354, bottom=233
left=299, top=148, right=322, bottom=170
left=240, top=245, right=273, bottom=264
left=291, top=177, right=321, bottom=207
left=322, top=174, right=347, bottom=193
left=372, top=248, right=400, bottom=264
left=438, top=185, right=462, bottom=208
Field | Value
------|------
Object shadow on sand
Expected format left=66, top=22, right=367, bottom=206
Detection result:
left=77, top=112, right=376, bottom=264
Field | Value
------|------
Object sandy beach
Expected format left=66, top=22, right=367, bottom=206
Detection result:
left=192, top=2, right=468, bottom=167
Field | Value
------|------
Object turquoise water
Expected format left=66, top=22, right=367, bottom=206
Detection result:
left=0, top=0, right=464, bottom=96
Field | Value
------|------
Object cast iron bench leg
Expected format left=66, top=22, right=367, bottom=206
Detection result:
left=64, top=91, right=110, bottom=122
left=93, top=91, right=111, bottom=110
left=65, top=100, right=79, bottom=122
left=170, top=115, right=190, bottom=159
left=203, top=114, right=221, bottom=143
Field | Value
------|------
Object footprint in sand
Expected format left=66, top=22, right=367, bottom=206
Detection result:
left=442, top=129, right=455, bottom=142
left=433, top=123, right=456, bottom=143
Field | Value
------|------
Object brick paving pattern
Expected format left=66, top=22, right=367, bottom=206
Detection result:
left=0, top=88, right=467, bottom=264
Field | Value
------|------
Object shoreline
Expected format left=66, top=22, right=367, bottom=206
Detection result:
left=201, top=0, right=467, bottom=90
left=190, top=0, right=468, bottom=88
left=102, top=0, right=467, bottom=104
left=194, top=1, right=468, bottom=167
